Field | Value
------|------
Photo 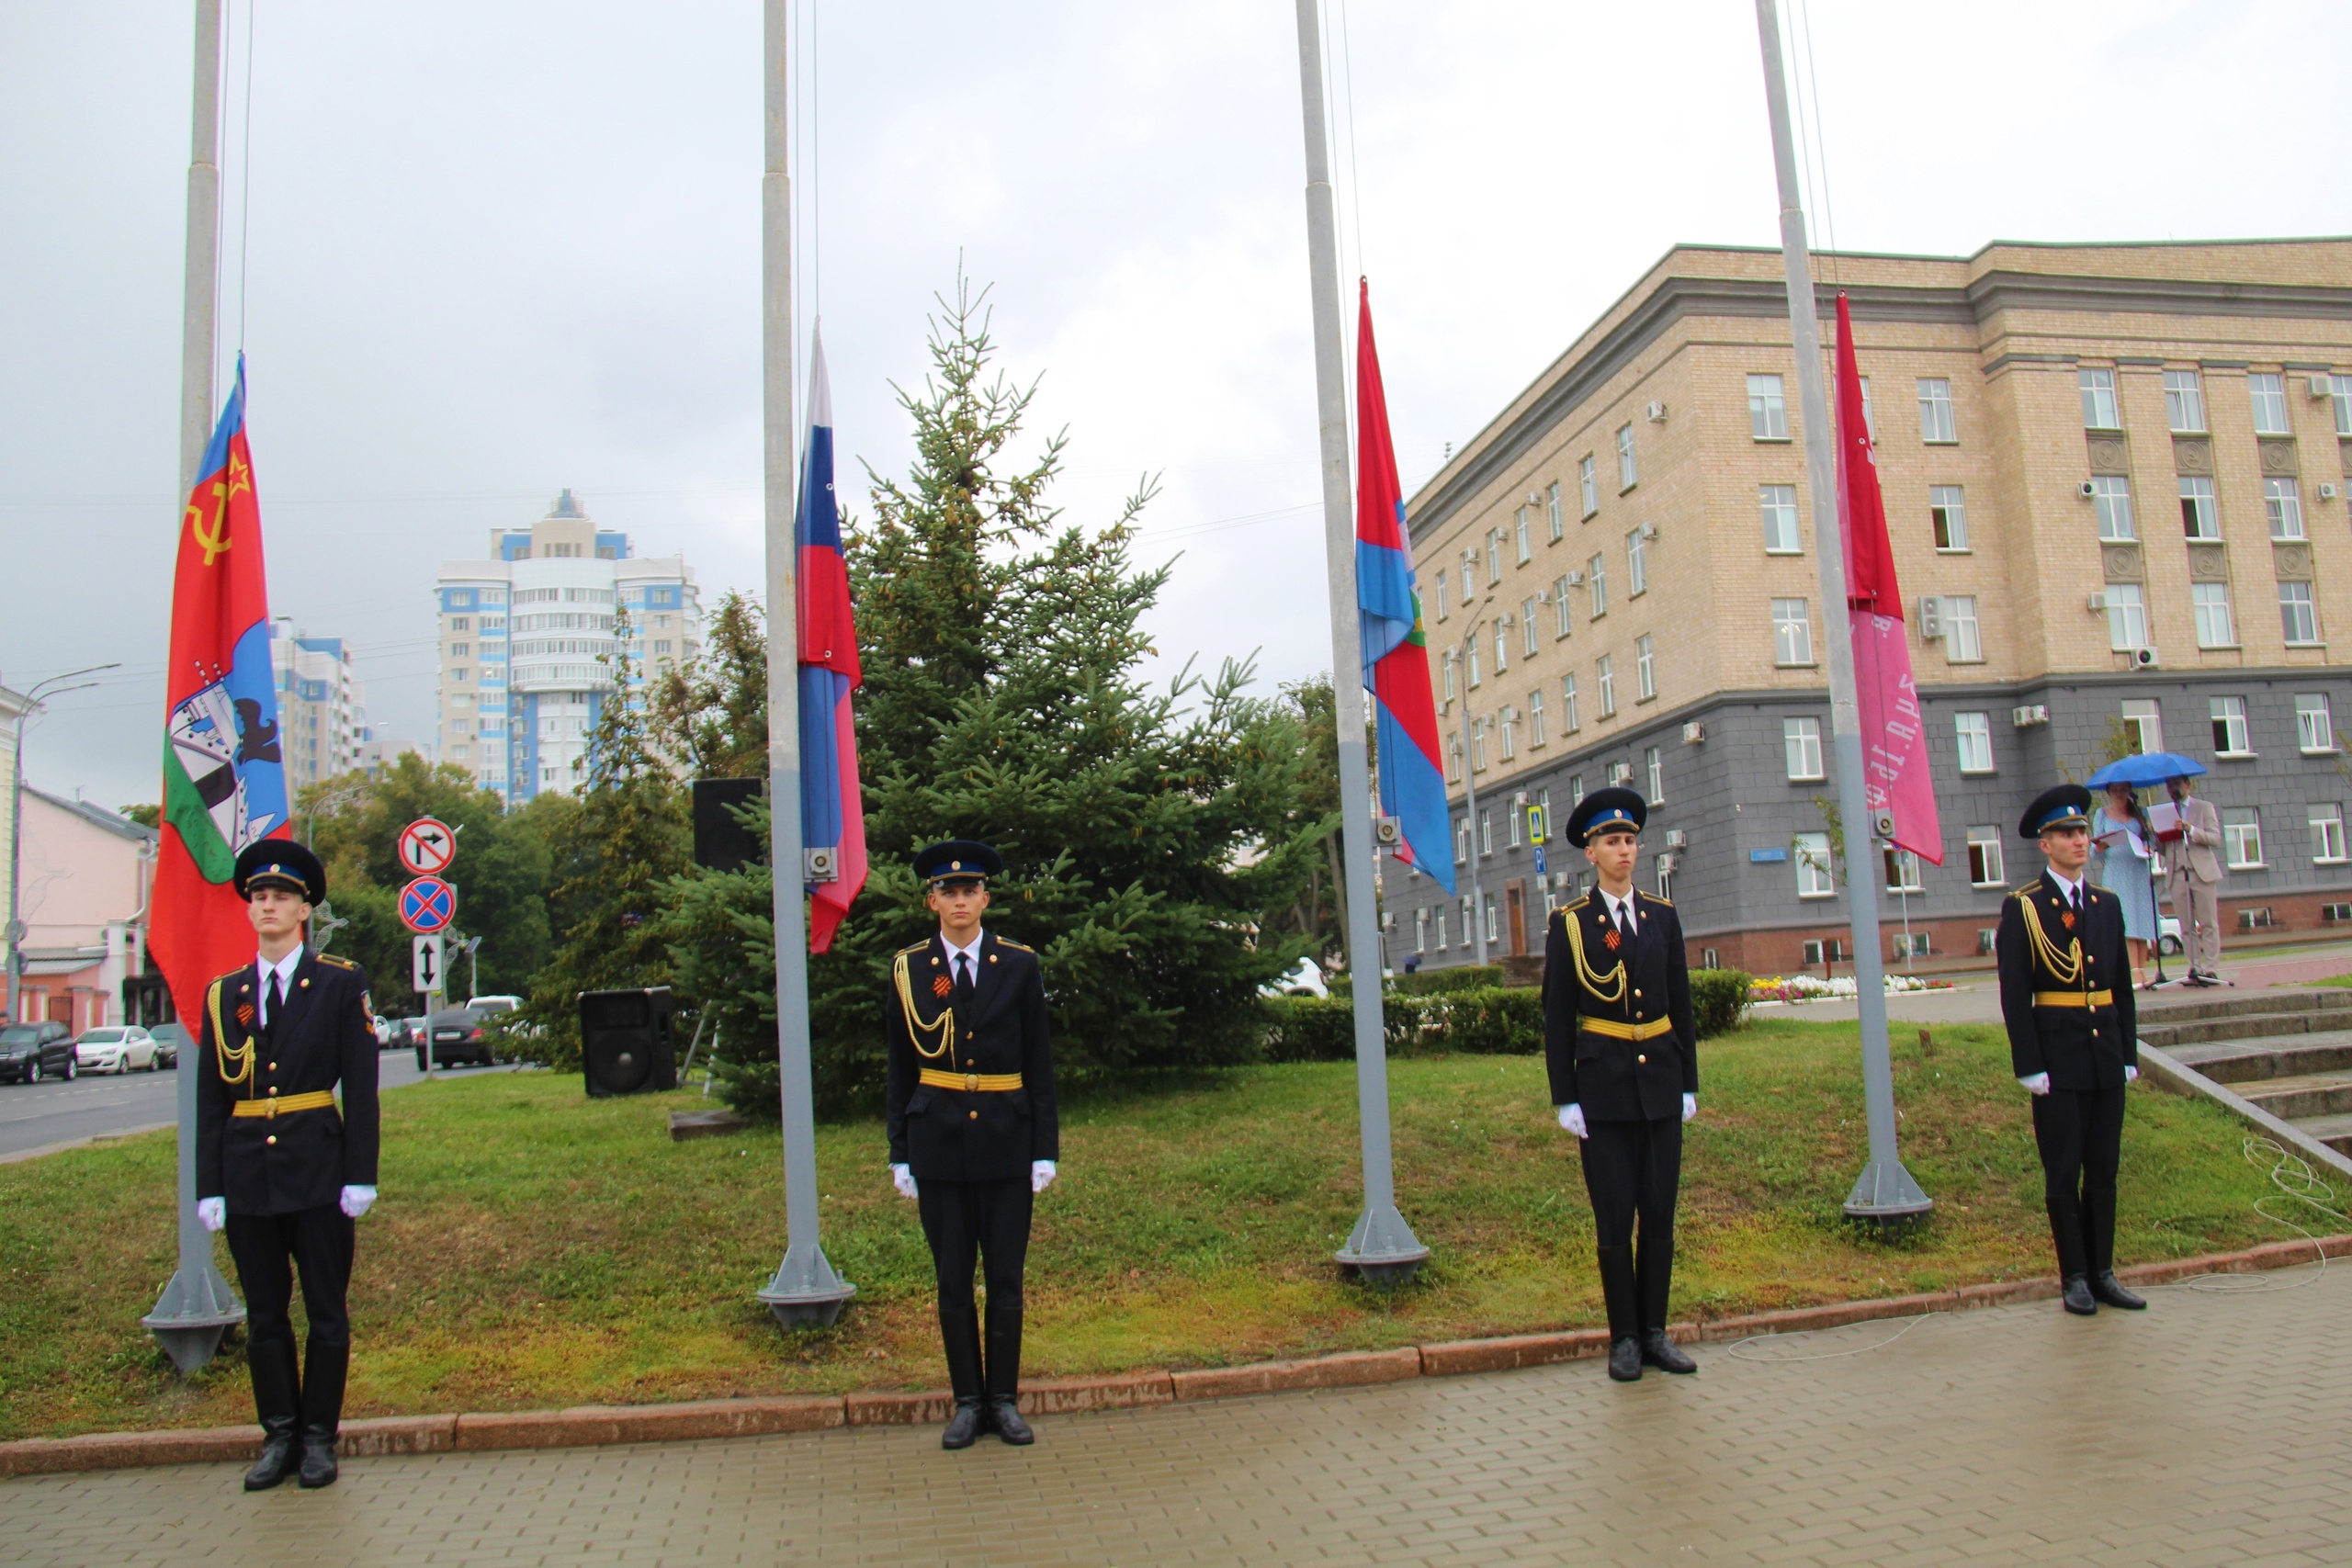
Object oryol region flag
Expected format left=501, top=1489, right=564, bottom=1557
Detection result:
left=150, top=355, right=291, bottom=1024
left=1354, top=281, right=1454, bottom=896
left=797, top=324, right=868, bottom=953
left=1835, top=293, right=1942, bottom=865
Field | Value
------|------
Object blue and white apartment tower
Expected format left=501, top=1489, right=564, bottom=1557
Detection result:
left=435, top=490, right=701, bottom=807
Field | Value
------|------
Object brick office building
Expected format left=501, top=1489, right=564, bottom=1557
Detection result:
left=1388, top=239, right=2352, bottom=976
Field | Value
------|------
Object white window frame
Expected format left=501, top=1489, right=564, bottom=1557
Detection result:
left=1456, top=818, right=1470, bottom=864
left=1493, top=618, right=1510, bottom=674
left=1626, top=527, right=1648, bottom=596
left=1589, top=554, right=1608, bottom=618
left=2295, top=693, right=2335, bottom=754
left=1917, top=378, right=1956, bottom=444
left=2120, top=697, right=2164, bottom=755
left=1553, top=576, right=1575, bottom=638
left=1432, top=906, right=1447, bottom=950
left=2211, top=694, right=2251, bottom=757
left=2090, top=476, right=2136, bottom=541
left=1597, top=656, right=1617, bottom=718
left=1645, top=744, right=1664, bottom=805
left=1883, top=846, right=1926, bottom=894
left=2312, top=804, right=2348, bottom=865
left=1772, top=598, right=1814, bottom=666
left=1414, top=907, right=1429, bottom=953
left=1479, top=808, right=1494, bottom=855
left=1466, top=641, right=1481, bottom=688
left=2079, top=367, right=2122, bottom=431
left=1499, top=708, right=1518, bottom=761
left=1528, top=689, right=1546, bottom=748
left=1578, top=455, right=1599, bottom=518
left=1795, top=831, right=1836, bottom=897
left=1515, top=506, right=1533, bottom=564
left=2281, top=580, right=2321, bottom=647
left=1748, top=373, right=1790, bottom=440
left=2164, top=369, right=2206, bottom=434
left=1487, top=529, right=1504, bottom=585
left=1965, top=826, right=2005, bottom=887
left=1784, top=716, right=1824, bottom=781
left=2192, top=582, right=2235, bottom=649
left=1561, top=673, right=1580, bottom=734
left=2249, top=372, right=2290, bottom=436
left=1521, top=598, right=1542, bottom=658
left=2333, top=375, right=2352, bottom=438
left=1434, top=569, right=1450, bottom=620
left=1546, top=481, right=1564, bottom=542
left=2105, top=582, right=2149, bottom=650
left=2223, top=807, right=2265, bottom=869
left=2266, top=477, right=2305, bottom=541
left=2179, top=476, right=2220, bottom=540
left=1945, top=596, right=1983, bottom=663
left=1442, top=649, right=1459, bottom=702
left=1484, top=895, right=1501, bottom=944
left=1761, top=483, right=1801, bottom=554
left=1447, top=733, right=1464, bottom=784
left=1616, top=423, right=1638, bottom=489
left=1635, top=635, right=1656, bottom=700
left=1954, top=711, right=1994, bottom=774
left=1928, top=486, right=1968, bottom=552
left=1508, top=797, right=1523, bottom=845
left=1471, top=717, right=1487, bottom=772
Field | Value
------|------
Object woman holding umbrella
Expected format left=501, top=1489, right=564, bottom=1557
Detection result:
left=2086, top=750, right=2210, bottom=990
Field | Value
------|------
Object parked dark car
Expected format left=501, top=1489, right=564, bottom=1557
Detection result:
left=0, top=1021, right=78, bottom=1084
left=417, top=1007, right=498, bottom=1070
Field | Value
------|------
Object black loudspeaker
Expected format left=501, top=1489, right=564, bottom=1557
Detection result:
left=580, top=987, right=677, bottom=1098
left=693, top=778, right=765, bottom=874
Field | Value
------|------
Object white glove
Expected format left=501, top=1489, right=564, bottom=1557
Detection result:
left=2124, top=1064, right=2139, bottom=1083
left=2018, top=1072, right=2052, bottom=1096
left=1682, top=1093, right=1698, bottom=1123
left=1031, top=1159, right=1057, bottom=1194
left=1557, top=1103, right=1588, bottom=1138
left=891, top=1163, right=918, bottom=1200
left=197, top=1197, right=226, bottom=1233
left=339, top=1185, right=377, bottom=1219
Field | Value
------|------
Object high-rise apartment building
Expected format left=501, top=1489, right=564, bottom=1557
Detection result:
left=436, top=490, right=700, bottom=806
left=270, top=621, right=369, bottom=796
left=1391, top=239, right=2352, bottom=974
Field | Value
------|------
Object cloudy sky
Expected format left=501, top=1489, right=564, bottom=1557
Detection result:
left=5, top=0, right=2348, bottom=812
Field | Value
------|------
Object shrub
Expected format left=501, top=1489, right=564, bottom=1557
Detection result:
left=1261, top=993, right=1422, bottom=1062
left=1420, top=987, right=1542, bottom=1054
left=1690, top=967, right=1755, bottom=1038
left=1266, top=973, right=1743, bottom=1062
left=1392, top=965, right=1507, bottom=996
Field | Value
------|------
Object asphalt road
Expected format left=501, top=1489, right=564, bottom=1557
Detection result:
left=0, top=1046, right=502, bottom=1162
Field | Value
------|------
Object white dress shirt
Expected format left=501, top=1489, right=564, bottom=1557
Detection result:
left=943, top=929, right=985, bottom=989
left=255, top=947, right=302, bottom=1026
left=1598, top=887, right=1638, bottom=936
left=2044, top=868, right=2086, bottom=908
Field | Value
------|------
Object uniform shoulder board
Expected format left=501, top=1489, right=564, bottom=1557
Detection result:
left=897, top=940, right=932, bottom=957
left=210, top=965, right=247, bottom=989
left=1562, top=895, right=1591, bottom=912
left=315, top=953, right=360, bottom=971
left=1640, top=891, right=1673, bottom=908
left=993, top=938, right=1035, bottom=953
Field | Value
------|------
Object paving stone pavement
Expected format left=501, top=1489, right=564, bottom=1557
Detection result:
left=7, top=1261, right=2350, bottom=1567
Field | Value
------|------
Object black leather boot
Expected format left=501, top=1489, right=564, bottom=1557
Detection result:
left=938, top=1307, right=987, bottom=1450
left=985, top=1303, right=1033, bottom=1445
left=2062, top=1275, right=2098, bottom=1315
left=2089, top=1271, right=2146, bottom=1310
left=297, top=1335, right=347, bottom=1487
left=1637, top=1235, right=1696, bottom=1374
left=243, top=1335, right=302, bottom=1491
left=1596, top=1246, right=1641, bottom=1382
left=244, top=1418, right=299, bottom=1491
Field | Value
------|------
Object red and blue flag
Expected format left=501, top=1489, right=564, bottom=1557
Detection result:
left=1354, top=282, right=1453, bottom=895
left=797, top=325, right=867, bottom=953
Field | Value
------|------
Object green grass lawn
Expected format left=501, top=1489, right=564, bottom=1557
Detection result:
left=0, top=1019, right=2297, bottom=1440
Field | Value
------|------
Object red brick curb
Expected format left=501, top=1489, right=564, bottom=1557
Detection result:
left=6, top=1232, right=2344, bottom=1479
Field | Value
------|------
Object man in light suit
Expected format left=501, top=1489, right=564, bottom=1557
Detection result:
left=2161, top=775, right=2226, bottom=986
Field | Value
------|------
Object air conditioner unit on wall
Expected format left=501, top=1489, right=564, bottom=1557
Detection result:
left=1645, top=400, right=1668, bottom=422
left=2079, top=480, right=2098, bottom=499
left=2310, top=376, right=2336, bottom=400
left=1637, top=523, right=1660, bottom=541
left=2130, top=647, right=2160, bottom=670
left=1917, top=596, right=1945, bottom=638
left=1681, top=721, right=1705, bottom=745
left=1563, top=570, right=1585, bottom=586
left=2012, top=704, right=2051, bottom=728
left=1664, top=829, right=1688, bottom=849
left=2087, top=590, right=2108, bottom=612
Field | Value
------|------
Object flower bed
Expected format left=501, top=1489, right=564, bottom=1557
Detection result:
left=1747, top=973, right=1955, bottom=1004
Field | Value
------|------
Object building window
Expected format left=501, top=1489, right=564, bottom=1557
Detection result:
left=1522, top=598, right=1542, bottom=658
left=2211, top=694, right=2251, bottom=756
left=1467, top=640, right=1482, bottom=687
left=2105, top=582, right=2149, bottom=650
left=1433, top=907, right=1448, bottom=949
left=1645, top=745, right=1664, bottom=805
left=450, top=615, right=471, bottom=632
left=1635, top=635, right=1657, bottom=700
left=1795, top=832, right=1836, bottom=897
left=2313, top=805, right=2348, bottom=864
left=2281, top=581, right=2321, bottom=646
left=1493, top=618, right=1511, bottom=674
left=1579, top=455, right=1599, bottom=517
left=1529, top=689, right=1546, bottom=747
left=452, top=667, right=469, bottom=682
left=2223, top=806, right=2265, bottom=868
left=2249, top=372, right=2290, bottom=436
left=2164, top=369, right=2206, bottom=433
left=1414, top=908, right=1429, bottom=953
left=1499, top=707, right=1518, bottom=761
left=1784, top=716, right=1824, bottom=780
left=1760, top=484, right=1802, bottom=554
left=1589, top=554, right=1608, bottom=618
left=1626, top=528, right=1648, bottom=596
left=1597, top=656, right=1617, bottom=717
left=1616, top=423, right=1638, bottom=489
left=2191, top=582, right=2236, bottom=648
left=1928, top=486, right=1968, bottom=551
left=2179, top=476, right=2220, bottom=539
left=1883, top=847, right=1925, bottom=894
left=2120, top=697, right=2165, bottom=755
left=449, top=642, right=470, bottom=658
left=1917, top=378, right=1956, bottom=444
left=1945, top=595, right=1983, bottom=663
left=1547, top=481, right=1565, bottom=542
left=1553, top=576, right=1575, bottom=637
left=1656, top=853, right=1674, bottom=901
left=1772, top=598, right=1813, bottom=666
left=1461, top=547, right=1477, bottom=597
left=2265, top=478, right=2304, bottom=540
left=1954, top=711, right=1994, bottom=773
left=1515, top=506, right=1533, bottom=563
left=1857, top=376, right=1876, bottom=442
left=1435, top=570, right=1450, bottom=620
left=1480, top=809, right=1494, bottom=855
left=1486, top=529, right=1503, bottom=585
left=1447, top=734, right=1464, bottom=784
left=1748, top=373, right=1790, bottom=439
left=1485, top=897, right=1501, bottom=944
left=2079, top=367, right=2122, bottom=430
left=1561, top=674, right=1580, bottom=733
left=2333, top=375, right=2352, bottom=438
left=2296, top=693, right=2335, bottom=753
left=1472, top=717, right=1487, bottom=772
left=1442, top=650, right=1458, bottom=702
left=1568, top=773, right=1586, bottom=806
left=1966, top=826, right=2006, bottom=887
left=1534, top=788, right=1553, bottom=840
left=1456, top=818, right=1470, bottom=864
left=2090, top=476, right=2136, bottom=541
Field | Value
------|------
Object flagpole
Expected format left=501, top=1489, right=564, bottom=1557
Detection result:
left=756, top=0, right=854, bottom=1325
left=143, top=0, right=247, bottom=1374
left=1752, top=0, right=1929, bottom=1223
left=1293, top=0, right=1427, bottom=1284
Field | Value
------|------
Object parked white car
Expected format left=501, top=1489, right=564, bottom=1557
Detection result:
left=74, top=1025, right=162, bottom=1074
left=1262, top=959, right=1329, bottom=998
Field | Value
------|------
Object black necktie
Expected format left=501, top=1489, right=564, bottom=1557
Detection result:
left=1617, top=902, right=1635, bottom=947
left=266, top=969, right=285, bottom=1034
left=954, top=952, right=975, bottom=1003
left=2071, top=886, right=2085, bottom=917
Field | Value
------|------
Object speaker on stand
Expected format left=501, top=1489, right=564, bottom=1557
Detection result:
left=580, top=987, right=677, bottom=1098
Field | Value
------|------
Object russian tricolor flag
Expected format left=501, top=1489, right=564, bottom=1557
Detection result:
left=797, top=325, right=868, bottom=952
left=1354, top=283, right=1454, bottom=896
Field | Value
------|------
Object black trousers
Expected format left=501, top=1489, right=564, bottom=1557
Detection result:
left=1579, top=1115, right=1681, bottom=1250
left=2030, top=1084, right=2127, bottom=1279
left=917, top=1177, right=1034, bottom=1310
left=225, top=1203, right=355, bottom=1435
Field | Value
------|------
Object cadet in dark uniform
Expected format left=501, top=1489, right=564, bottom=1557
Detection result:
left=193, top=839, right=380, bottom=1490
left=1996, top=784, right=2146, bottom=1317
left=1541, top=788, right=1700, bottom=1382
left=885, top=840, right=1059, bottom=1449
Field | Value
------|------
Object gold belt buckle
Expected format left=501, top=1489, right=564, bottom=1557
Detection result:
left=965, top=1073, right=979, bottom=1092
left=264, top=1098, right=277, bottom=1118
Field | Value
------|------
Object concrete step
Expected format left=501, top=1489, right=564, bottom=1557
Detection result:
left=2237, top=1071, right=2352, bottom=1123
left=2138, top=1011, right=2351, bottom=1050
left=2294, top=1112, right=2352, bottom=1158
left=2164, top=1032, right=2352, bottom=1084
left=2135, top=987, right=2352, bottom=1026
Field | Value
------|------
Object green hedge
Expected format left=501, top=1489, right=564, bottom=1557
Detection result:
left=1329, top=964, right=1507, bottom=1000
left=1263, top=969, right=1749, bottom=1064
left=1690, top=968, right=1755, bottom=1038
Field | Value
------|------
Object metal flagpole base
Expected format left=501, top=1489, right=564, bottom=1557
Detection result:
left=1334, top=1203, right=1430, bottom=1288
left=143, top=1264, right=245, bottom=1374
left=756, top=1243, right=856, bottom=1329
left=1842, top=1159, right=1934, bottom=1228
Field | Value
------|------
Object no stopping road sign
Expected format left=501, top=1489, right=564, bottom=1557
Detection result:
left=400, top=875, right=458, bottom=934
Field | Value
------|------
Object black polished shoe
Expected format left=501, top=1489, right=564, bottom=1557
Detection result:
left=990, top=1399, right=1035, bottom=1446
left=1607, top=1337, right=1643, bottom=1382
left=296, top=1430, right=339, bottom=1489
left=2089, top=1271, right=2147, bottom=1310
left=1641, top=1331, right=1698, bottom=1375
left=243, top=1424, right=299, bottom=1492
left=2061, top=1275, right=2098, bottom=1316
left=941, top=1397, right=988, bottom=1450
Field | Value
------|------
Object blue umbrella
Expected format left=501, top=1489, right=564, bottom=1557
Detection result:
left=2086, top=750, right=2209, bottom=788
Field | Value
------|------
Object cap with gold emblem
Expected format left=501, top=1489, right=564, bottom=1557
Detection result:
left=912, top=839, right=1004, bottom=889
left=232, top=838, right=327, bottom=904
left=1562, top=787, right=1646, bottom=846
left=2018, top=783, right=2095, bottom=840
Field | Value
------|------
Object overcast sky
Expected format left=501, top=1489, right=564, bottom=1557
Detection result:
left=5, top=0, right=2348, bottom=813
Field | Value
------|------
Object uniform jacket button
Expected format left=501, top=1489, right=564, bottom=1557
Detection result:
left=266, top=1134, right=277, bottom=1145
left=1634, top=989, right=1643, bottom=998
left=968, top=1110, right=978, bottom=1121
left=1636, top=1054, right=1647, bottom=1065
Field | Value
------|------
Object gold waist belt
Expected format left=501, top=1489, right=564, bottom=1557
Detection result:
left=917, top=1068, right=1024, bottom=1093
left=2033, top=989, right=2115, bottom=1009
left=1579, top=1016, right=1675, bottom=1042
left=232, top=1089, right=337, bottom=1119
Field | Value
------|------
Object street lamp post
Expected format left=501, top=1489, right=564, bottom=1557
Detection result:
left=6, top=666, right=117, bottom=1026
left=1450, top=596, right=1497, bottom=966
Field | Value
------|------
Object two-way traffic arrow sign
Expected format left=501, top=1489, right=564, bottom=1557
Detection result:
left=413, top=933, right=445, bottom=994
